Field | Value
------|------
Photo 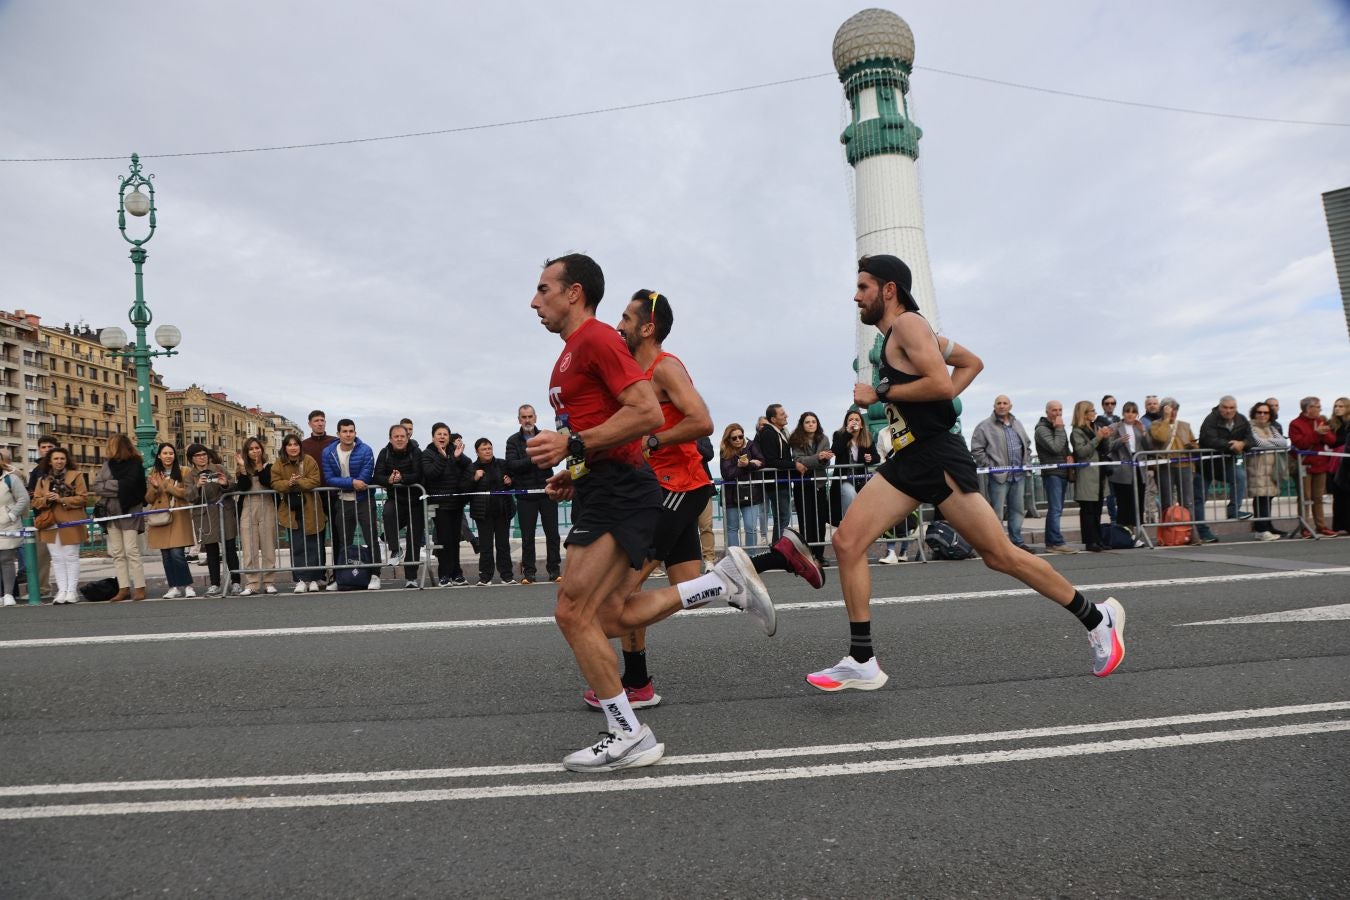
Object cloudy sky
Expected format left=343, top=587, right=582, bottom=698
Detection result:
left=3, top=0, right=1348, bottom=455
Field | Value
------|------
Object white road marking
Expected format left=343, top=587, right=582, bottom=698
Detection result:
left=1, top=720, right=1344, bottom=820
left=4, top=566, right=1349, bottom=650
left=1181, top=603, right=1350, bottom=626
left=2, top=701, right=1344, bottom=798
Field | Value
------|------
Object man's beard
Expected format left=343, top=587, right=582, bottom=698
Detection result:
left=859, top=298, right=883, bottom=326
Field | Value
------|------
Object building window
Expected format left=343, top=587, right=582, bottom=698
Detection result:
left=25, top=399, right=36, bottom=415
left=103, top=370, right=109, bottom=383
left=192, top=408, right=205, bottom=422
left=76, top=365, right=84, bottom=377
left=114, top=373, right=120, bottom=386
left=63, top=361, right=70, bottom=374
left=90, top=391, right=98, bottom=406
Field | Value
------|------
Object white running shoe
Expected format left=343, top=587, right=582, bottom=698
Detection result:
left=806, top=656, right=889, bottom=692
left=404, top=580, right=419, bottom=590
left=265, top=585, right=278, bottom=594
left=1253, top=531, right=1280, bottom=542
left=1, top=594, right=14, bottom=607
left=878, top=550, right=900, bottom=565
left=204, top=585, right=222, bottom=598
left=184, top=586, right=198, bottom=598
left=713, top=546, right=776, bottom=636
left=308, top=581, right=321, bottom=593
left=1089, top=597, right=1126, bottom=677
left=369, top=576, right=381, bottom=591
left=563, top=725, right=665, bottom=773
left=293, top=582, right=308, bottom=593
left=325, top=582, right=338, bottom=592
left=239, top=588, right=255, bottom=597
left=162, top=587, right=182, bottom=600
left=228, top=583, right=243, bottom=595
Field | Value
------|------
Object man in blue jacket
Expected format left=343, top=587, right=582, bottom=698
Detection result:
left=322, top=418, right=381, bottom=590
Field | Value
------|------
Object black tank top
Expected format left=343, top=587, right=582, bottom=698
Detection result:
left=877, top=316, right=956, bottom=447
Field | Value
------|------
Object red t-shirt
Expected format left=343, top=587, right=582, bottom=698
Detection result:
left=549, top=317, right=648, bottom=467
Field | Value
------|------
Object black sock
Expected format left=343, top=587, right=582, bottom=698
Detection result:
left=621, top=650, right=649, bottom=688
left=752, top=549, right=788, bottom=574
left=848, top=621, right=873, bottom=663
left=1066, top=591, right=1103, bottom=630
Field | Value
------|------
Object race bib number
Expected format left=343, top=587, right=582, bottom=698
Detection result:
left=884, top=405, right=915, bottom=451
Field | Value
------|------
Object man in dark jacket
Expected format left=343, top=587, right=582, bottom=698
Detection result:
left=756, top=404, right=794, bottom=543
left=300, top=410, right=340, bottom=579
left=505, top=404, right=561, bottom=584
left=1198, top=395, right=1253, bottom=524
left=1034, top=401, right=1075, bottom=553
left=374, top=423, right=425, bottom=588
left=1094, top=395, right=1123, bottom=524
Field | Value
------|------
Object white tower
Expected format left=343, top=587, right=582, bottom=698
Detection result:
left=834, top=8, right=938, bottom=388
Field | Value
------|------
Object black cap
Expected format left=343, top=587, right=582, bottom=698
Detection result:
left=859, top=255, right=919, bottom=311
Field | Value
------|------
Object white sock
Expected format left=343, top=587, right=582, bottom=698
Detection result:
left=677, top=572, right=726, bottom=609
left=599, top=691, right=640, bottom=735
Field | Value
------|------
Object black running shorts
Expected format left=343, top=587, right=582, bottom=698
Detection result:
left=874, top=432, right=981, bottom=506
left=651, top=483, right=714, bottom=568
left=565, top=462, right=661, bottom=569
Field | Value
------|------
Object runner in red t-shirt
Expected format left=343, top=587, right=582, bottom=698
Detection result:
left=525, top=254, right=776, bottom=773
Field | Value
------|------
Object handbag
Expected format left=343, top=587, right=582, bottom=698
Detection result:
left=145, top=496, right=174, bottom=528
left=34, top=506, right=56, bottom=530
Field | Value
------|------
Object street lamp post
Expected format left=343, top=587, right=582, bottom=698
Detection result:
left=100, top=153, right=181, bottom=464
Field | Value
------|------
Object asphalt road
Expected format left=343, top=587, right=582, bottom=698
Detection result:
left=2, top=540, right=1347, bottom=898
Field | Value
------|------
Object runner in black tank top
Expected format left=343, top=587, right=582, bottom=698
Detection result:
left=805, top=254, right=1128, bottom=695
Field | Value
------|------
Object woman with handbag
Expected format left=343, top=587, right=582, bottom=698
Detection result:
left=1070, top=400, right=1112, bottom=552
left=90, top=434, right=148, bottom=602
left=234, top=436, right=278, bottom=595
left=34, top=447, right=92, bottom=604
left=1106, top=402, right=1151, bottom=532
left=1246, top=402, right=1290, bottom=540
left=272, top=434, right=327, bottom=592
left=719, top=423, right=765, bottom=549
left=469, top=438, right=515, bottom=585
left=146, top=442, right=198, bottom=599
left=0, top=450, right=31, bottom=606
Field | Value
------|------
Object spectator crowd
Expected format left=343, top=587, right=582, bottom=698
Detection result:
left=2, top=390, right=1346, bottom=606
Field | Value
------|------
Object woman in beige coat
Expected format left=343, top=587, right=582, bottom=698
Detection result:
left=34, top=447, right=92, bottom=604
left=146, top=442, right=198, bottom=599
left=271, top=434, right=327, bottom=592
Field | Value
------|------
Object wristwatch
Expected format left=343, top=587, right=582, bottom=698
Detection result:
left=645, top=435, right=661, bottom=453
left=567, top=431, right=586, bottom=460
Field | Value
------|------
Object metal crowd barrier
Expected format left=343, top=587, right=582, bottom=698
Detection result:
left=190, top=485, right=437, bottom=591
left=1128, top=447, right=1308, bottom=547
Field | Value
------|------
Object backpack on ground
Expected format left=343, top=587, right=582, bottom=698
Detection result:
left=1101, top=523, right=1139, bottom=550
left=79, top=577, right=121, bottom=602
left=925, top=521, right=977, bottom=560
left=334, top=545, right=375, bottom=590
left=1158, top=503, right=1191, bottom=547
